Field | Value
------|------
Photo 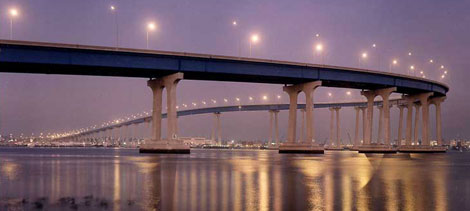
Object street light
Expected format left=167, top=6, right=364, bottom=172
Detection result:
left=146, top=22, right=156, bottom=49
left=249, top=33, right=259, bottom=57
left=359, top=52, right=367, bottom=68
left=314, top=43, right=324, bottom=64
left=232, top=20, right=241, bottom=57
left=110, top=5, right=119, bottom=48
left=389, top=59, right=398, bottom=72
left=9, top=8, right=18, bottom=40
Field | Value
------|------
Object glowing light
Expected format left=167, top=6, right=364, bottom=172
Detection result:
left=444, top=70, right=448, bottom=74
left=410, top=65, right=415, bottom=70
left=441, top=75, right=445, bottom=79
left=9, top=8, right=18, bottom=17
left=346, top=91, right=351, bottom=96
left=328, top=92, right=332, bottom=97
left=392, top=59, right=398, bottom=65
left=408, top=52, right=412, bottom=56
left=224, top=98, right=228, bottom=103
left=440, top=65, right=445, bottom=69
left=147, top=22, right=156, bottom=31
left=429, top=59, right=433, bottom=63
left=251, top=34, right=259, bottom=43
left=110, top=5, right=115, bottom=11
left=262, top=95, right=268, bottom=100
left=249, top=96, right=253, bottom=101
left=361, top=52, right=368, bottom=59
left=315, top=43, right=323, bottom=52
left=236, top=97, right=240, bottom=102
left=277, top=95, right=281, bottom=99
left=232, top=21, right=237, bottom=26
left=372, top=43, right=376, bottom=48
left=315, top=33, right=320, bottom=37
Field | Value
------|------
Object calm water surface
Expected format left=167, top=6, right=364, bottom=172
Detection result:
left=0, top=148, right=469, bottom=210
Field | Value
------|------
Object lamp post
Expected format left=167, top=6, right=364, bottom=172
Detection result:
left=249, top=34, right=259, bottom=57
left=9, top=8, right=18, bottom=40
left=146, top=22, right=156, bottom=49
left=110, top=5, right=119, bottom=48
left=389, top=59, right=398, bottom=72
left=232, top=21, right=241, bottom=57
left=315, top=43, right=324, bottom=64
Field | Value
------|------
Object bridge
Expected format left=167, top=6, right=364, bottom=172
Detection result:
left=57, top=99, right=412, bottom=147
left=0, top=40, right=449, bottom=153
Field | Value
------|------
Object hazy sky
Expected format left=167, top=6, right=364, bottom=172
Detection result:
left=0, top=0, right=469, bottom=141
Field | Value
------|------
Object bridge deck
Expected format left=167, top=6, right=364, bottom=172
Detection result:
left=0, top=40, right=448, bottom=96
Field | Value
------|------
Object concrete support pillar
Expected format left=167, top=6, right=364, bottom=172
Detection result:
left=273, top=110, right=280, bottom=145
left=414, top=104, right=421, bottom=145
left=212, top=113, right=217, bottom=142
left=376, top=87, right=396, bottom=145
left=397, top=105, right=406, bottom=146
left=269, top=110, right=274, bottom=144
left=300, top=109, right=306, bottom=143
left=361, top=91, right=377, bottom=145
left=147, top=78, right=164, bottom=141
left=431, top=97, right=446, bottom=146
left=354, top=107, right=360, bottom=147
left=334, top=107, right=341, bottom=147
left=329, top=107, right=335, bottom=146
left=377, top=106, right=383, bottom=144
left=301, top=81, right=322, bottom=143
left=404, top=96, right=415, bottom=146
left=360, top=107, right=367, bottom=145
left=418, top=92, right=433, bottom=146
left=283, top=85, right=302, bottom=143
left=163, top=73, right=184, bottom=141
left=216, top=113, right=221, bottom=144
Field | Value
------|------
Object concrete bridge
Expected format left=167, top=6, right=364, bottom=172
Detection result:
left=0, top=40, right=449, bottom=153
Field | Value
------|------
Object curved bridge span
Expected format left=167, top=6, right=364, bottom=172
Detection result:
left=76, top=99, right=399, bottom=136
left=0, top=40, right=448, bottom=96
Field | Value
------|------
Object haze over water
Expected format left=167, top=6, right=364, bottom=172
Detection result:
left=0, top=148, right=469, bottom=210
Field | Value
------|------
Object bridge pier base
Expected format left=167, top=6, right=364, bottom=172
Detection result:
left=279, top=81, right=324, bottom=154
left=140, top=73, right=190, bottom=154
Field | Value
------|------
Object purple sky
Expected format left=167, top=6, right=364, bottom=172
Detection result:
left=0, top=0, right=468, bottom=141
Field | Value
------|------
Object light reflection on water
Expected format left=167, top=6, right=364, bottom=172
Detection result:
left=0, top=148, right=469, bottom=210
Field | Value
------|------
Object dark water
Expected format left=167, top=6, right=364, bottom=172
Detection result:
left=0, top=148, right=469, bottom=211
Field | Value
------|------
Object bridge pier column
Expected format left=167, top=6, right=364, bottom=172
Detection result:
left=283, top=85, right=301, bottom=144
left=397, top=104, right=406, bottom=146
left=147, top=78, right=164, bottom=141
left=302, top=81, right=322, bottom=143
left=329, top=107, right=335, bottom=147
left=300, top=109, right=305, bottom=143
left=274, top=110, right=280, bottom=146
left=360, top=107, right=367, bottom=145
left=376, top=87, right=396, bottom=146
left=216, top=112, right=221, bottom=145
left=414, top=103, right=421, bottom=145
left=354, top=107, right=360, bottom=148
left=334, top=107, right=341, bottom=147
left=359, top=88, right=396, bottom=153
left=418, top=92, right=433, bottom=146
left=360, top=91, right=377, bottom=145
left=269, top=110, right=274, bottom=145
left=140, top=73, right=189, bottom=153
left=377, top=106, right=383, bottom=144
left=431, top=97, right=446, bottom=146
left=404, top=96, right=415, bottom=146
left=280, top=82, right=323, bottom=153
